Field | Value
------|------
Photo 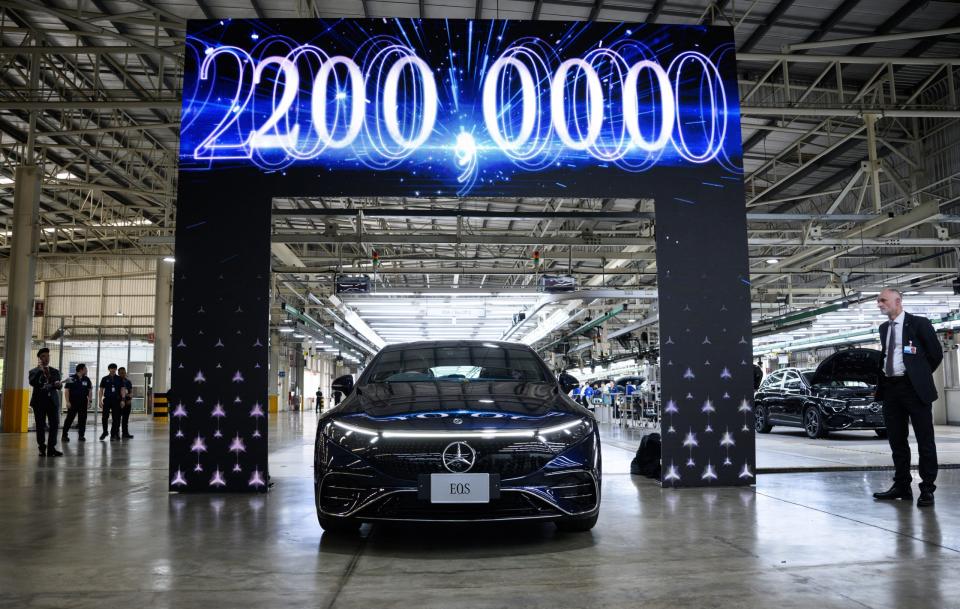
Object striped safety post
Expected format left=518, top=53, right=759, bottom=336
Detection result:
left=153, top=392, right=168, bottom=419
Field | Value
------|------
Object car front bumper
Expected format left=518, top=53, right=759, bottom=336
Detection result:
left=315, top=434, right=601, bottom=523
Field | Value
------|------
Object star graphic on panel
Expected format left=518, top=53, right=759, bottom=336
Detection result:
left=248, top=468, right=266, bottom=488
left=209, top=468, right=227, bottom=487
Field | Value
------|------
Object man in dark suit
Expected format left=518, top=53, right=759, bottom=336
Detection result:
left=872, top=287, right=942, bottom=507
left=28, top=348, right=63, bottom=457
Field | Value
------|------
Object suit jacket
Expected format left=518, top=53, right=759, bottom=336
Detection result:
left=878, top=312, right=943, bottom=404
left=28, top=365, right=62, bottom=409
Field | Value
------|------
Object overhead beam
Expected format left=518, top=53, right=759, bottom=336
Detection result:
left=273, top=209, right=650, bottom=220
left=788, top=26, right=960, bottom=53
left=0, top=100, right=180, bottom=110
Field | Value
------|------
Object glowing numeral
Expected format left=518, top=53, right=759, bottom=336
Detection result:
left=670, top=52, right=727, bottom=164
left=623, top=60, right=675, bottom=153
left=382, top=55, right=438, bottom=150
left=249, top=56, right=300, bottom=150
left=311, top=56, right=365, bottom=149
left=482, top=56, right=537, bottom=152
left=194, top=47, right=253, bottom=159
left=551, top=59, right=603, bottom=151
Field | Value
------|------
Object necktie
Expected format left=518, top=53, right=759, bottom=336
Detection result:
left=885, top=322, right=896, bottom=377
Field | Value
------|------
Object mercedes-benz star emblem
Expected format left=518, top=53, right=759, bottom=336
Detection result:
left=442, top=441, right=476, bottom=473
left=452, top=418, right=463, bottom=425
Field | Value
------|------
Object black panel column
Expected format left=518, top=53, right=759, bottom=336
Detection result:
left=168, top=172, right=271, bottom=492
left=654, top=176, right=755, bottom=487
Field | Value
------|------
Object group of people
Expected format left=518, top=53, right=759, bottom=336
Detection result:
left=29, top=348, right=136, bottom=458
left=569, top=380, right=637, bottom=408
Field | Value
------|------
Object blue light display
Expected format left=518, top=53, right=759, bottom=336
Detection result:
left=180, top=19, right=742, bottom=196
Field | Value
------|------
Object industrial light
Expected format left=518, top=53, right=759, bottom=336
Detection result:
left=162, top=256, right=175, bottom=263
left=766, top=258, right=779, bottom=265
left=0, top=176, right=13, bottom=185
left=278, top=327, right=295, bottom=333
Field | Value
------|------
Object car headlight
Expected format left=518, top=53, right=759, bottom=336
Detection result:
left=820, top=398, right=846, bottom=413
left=324, top=420, right=380, bottom=454
left=536, top=418, right=593, bottom=447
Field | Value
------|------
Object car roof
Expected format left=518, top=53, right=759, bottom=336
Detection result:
left=379, top=340, right=528, bottom=351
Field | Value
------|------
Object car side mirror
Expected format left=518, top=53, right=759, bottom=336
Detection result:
left=558, top=372, right=579, bottom=393
left=331, top=374, right=354, bottom=397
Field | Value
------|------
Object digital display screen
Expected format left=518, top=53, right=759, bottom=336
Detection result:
left=180, top=19, right=742, bottom=196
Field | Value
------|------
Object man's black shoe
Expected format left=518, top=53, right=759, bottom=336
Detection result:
left=917, top=492, right=935, bottom=507
left=99, top=432, right=108, bottom=441
left=47, top=449, right=63, bottom=457
left=122, top=434, right=134, bottom=439
left=873, top=485, right=913, bottom=500
left=38, top=446, right=46, bottom=457
left=61, top=435, right=69, bottom=442
left=110, top=435, right=119, bottom=441
left=78, top=437, right=86, bottom=442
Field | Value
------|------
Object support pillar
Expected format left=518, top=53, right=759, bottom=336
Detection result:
left=279, top=346, right=290, bottom=412
left=152, top=258, right=173, bottom=395
left=295, top=347, right=305, bottom=411
left=268, top=332, right=280, bottom=413
left=1, top=166, right=41, bottom=433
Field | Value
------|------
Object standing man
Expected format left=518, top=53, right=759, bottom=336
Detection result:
left=315, top=389, right=324, bottom=412
left=28, top=348, right=63, bottom=457
left=98, top=364, right=126, bottom=441
left=62, top=363, right=93, bottom=442
left=118, top=367, right=134, bottom=439
left=753, top=358, right=764, bottom=390
left=873, top=287, right=943, bottom=508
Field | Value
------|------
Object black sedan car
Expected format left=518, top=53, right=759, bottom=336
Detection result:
left=314, top=340, right=601, bottom=533
left=755, top=348, right=885, bottom=439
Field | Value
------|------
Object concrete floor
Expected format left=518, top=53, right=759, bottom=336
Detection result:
left=603, top=419, right=960, bottom=471
left=2, top=413, right=959, bottom=609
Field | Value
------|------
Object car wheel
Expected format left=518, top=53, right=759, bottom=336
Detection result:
left=556, top=512, right=599, bottom=533
left=804, top=407, right=827, bottom=439
left=755, top=407, right=773, bottom=433
left=317, top=514, right=361, bottom=534
left=875, top=429, right=888, bottom=439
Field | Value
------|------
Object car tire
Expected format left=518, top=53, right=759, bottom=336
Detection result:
left=875, top=429, right=888, bottom=439
left=804, top=407, right=827, bottom=439
left=556, top=513, right=599, bottom=533
left=317, top=515, right=362, bottom=534
left=755, top=407, right=773, bottom=433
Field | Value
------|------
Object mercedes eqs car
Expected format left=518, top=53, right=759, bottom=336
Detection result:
left=314, top=340, right=601, bottom=533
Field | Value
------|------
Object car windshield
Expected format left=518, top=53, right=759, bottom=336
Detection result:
left=365, top=344, right=551, bottom=383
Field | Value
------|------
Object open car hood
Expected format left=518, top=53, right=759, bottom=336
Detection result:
left=809, top=348, right=882, bottom=387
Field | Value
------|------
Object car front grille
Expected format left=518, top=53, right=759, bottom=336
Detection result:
left=363, top=490, right=563, bottom=520
left=367, top=438, right=563, bottom=481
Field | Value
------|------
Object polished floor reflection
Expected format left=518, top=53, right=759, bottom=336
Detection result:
left=1, top=412, right=958, bottom=608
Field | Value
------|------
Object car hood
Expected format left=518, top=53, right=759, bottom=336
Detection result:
left=809, top=348, right=881, bottom=387
left=329, top=380, right=586, bottom=428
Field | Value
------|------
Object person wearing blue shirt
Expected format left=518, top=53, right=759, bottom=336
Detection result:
left=626, top=383, right=636, bottom=396
left=98, top=364, right=126, bottom=441
left=118, top=367, right=134, bottom=439
left=62, top=363, right=93, bottom=442
left=29, top=348, right=63, bottom=457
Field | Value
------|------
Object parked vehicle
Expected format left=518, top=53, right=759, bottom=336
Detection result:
left=314, top=340, right=600, bottom=533
left=755, top=349, right=885, bottom=439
